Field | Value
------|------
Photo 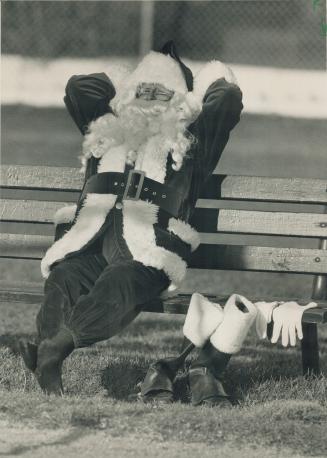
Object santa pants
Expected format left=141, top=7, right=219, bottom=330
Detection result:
left=36, top=217, right=170, bottom=348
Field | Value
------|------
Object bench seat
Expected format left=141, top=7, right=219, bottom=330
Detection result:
left=1, top=164, right=326, bottom=374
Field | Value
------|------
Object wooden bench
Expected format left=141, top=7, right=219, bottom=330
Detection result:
left=1, top=164, right=326, bottom=375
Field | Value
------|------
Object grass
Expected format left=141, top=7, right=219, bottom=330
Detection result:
left=1, top=106, right=327, bottom=456
left=0, top=301, right=326, bottom=456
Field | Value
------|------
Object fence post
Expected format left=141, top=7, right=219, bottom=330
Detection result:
left=139, top=1, right=155, bottom=56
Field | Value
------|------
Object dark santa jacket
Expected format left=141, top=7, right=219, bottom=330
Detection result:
left=41, top=67, right=243, bottom=291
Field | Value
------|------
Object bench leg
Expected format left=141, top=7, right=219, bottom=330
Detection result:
left=301, top=323, right=320, bottom=376
left=301, top=236, right=327, bottom=376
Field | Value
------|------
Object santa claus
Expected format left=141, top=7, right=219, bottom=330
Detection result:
left=19, top=41, right=244, bottom=397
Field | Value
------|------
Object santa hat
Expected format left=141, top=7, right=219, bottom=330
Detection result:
left=113, top=40, right=238, bottom=114
left=118, top=41, right=192, bottom=97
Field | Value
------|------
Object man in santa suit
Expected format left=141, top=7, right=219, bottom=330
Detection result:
left=19, top=41, right=244, bottom=397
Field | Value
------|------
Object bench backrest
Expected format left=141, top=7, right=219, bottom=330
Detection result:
left=0, top=165, right=326, bottom=278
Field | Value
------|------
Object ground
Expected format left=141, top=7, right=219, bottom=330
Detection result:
left=0, top=106, right=326, bottom=456
left=0, top=302, right=327, bottom=457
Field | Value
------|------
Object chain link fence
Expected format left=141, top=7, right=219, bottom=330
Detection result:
left=2, top=0, right=326, bottom=69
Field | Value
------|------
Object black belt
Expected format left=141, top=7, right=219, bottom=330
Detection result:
left=81, top=170, right=183, bottom=218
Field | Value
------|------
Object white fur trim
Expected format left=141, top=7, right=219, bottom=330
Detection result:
left=168, top=218, right=200, bottom=252
left=193, top=61, right=238, bottom=103
left=183, top=293, right=224, bottom=348
left=123, top=199, right=187, bottom=286
left=122, top=133, right=187, bottom=287
left=53, top=204, right=77, bottom=226
left=41, top=193, right=117, bottom=278
left=210, top=294, right=257, bottom=354
left=41, top=147, right=127, bottom=278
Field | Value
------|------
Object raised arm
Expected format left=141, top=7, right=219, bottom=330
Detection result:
left=54, top=73, right=116, bottom=241
left=190, top=77, right=243, bottom=180
left=64, top=72, right=116, bottom=135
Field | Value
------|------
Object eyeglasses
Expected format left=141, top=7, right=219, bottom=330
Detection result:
left=135, top=83, right=175, bottom=101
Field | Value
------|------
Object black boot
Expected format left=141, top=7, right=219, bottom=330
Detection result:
left=140, top=340, right=195, bottom=403
left=188, top=340, right=232, bottom=407
left=35, top=328, right=75, bottom=395
left=180, top=336, right=194, bottom=353
left=18, top=340, right=38, bottom=372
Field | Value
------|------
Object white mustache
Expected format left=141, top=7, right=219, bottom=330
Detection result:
left=125, top=104, right=168, bottom=117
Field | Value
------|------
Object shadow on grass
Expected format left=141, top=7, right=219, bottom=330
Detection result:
left=99, top=350, right=190, bottom=403
left=2, top=323, right=326, bottom=404
left=99, top=338, right=327, bottom=403
left=100, top=356, right=146, bottom=400
left=0, top=428, right=88, bottom=457
left=0, top=333, right=36, bottom=355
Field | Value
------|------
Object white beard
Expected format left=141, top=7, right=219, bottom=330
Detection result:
left=81, top=94, right=193, bottom=172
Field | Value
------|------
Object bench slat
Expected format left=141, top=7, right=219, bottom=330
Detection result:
left=0, top=221, right=321, bottom=249
left=0, top=282, right=43, bottom=304
left=0, top=188, right=80, bottom=203
left=2, top=165, right=327, bottom=204
left=0, top=234, right=52, bottom=258
left=0, top=199, right=68, bottom=223
left=217, top=210, right=327, bottom=238
left=191, top=208, right=327, bottom=237
left=2, top=199, right=327, bottom=238
left=1, top=165, right=83, bottom=191
left=159, top=296, right=327, bottom=324
left=0, top=283, right=326, bottom=323
left=0, top=221, right=54, bottom=236
left=203, top=175, right=327, bottom=203
left=1, top=233, right=327, bottom=274
left=189, top=245, right=327, bottom=274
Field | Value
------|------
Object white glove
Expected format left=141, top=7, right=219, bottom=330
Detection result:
left=254, top=301, right=280, bottom=339
left=271, top=301, right=317, bottom=347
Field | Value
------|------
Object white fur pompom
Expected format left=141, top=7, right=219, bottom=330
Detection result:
left=193, top=60, right=238, bottom=104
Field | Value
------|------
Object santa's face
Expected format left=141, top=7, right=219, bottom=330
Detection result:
left=135, top=82, right=174, bottom=102
left=130, top=82, right=174, bottom=114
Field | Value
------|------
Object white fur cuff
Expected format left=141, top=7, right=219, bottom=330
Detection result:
left=53, top=205, right=77, bottom=226
left=183, top=293, right=224, bottom=348
left=210, top=294, right=257, bottom=354
left=168, top=218, right=200, bottom=252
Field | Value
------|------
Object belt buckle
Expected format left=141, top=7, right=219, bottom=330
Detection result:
left=122, top=169, right=145, bottom=201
